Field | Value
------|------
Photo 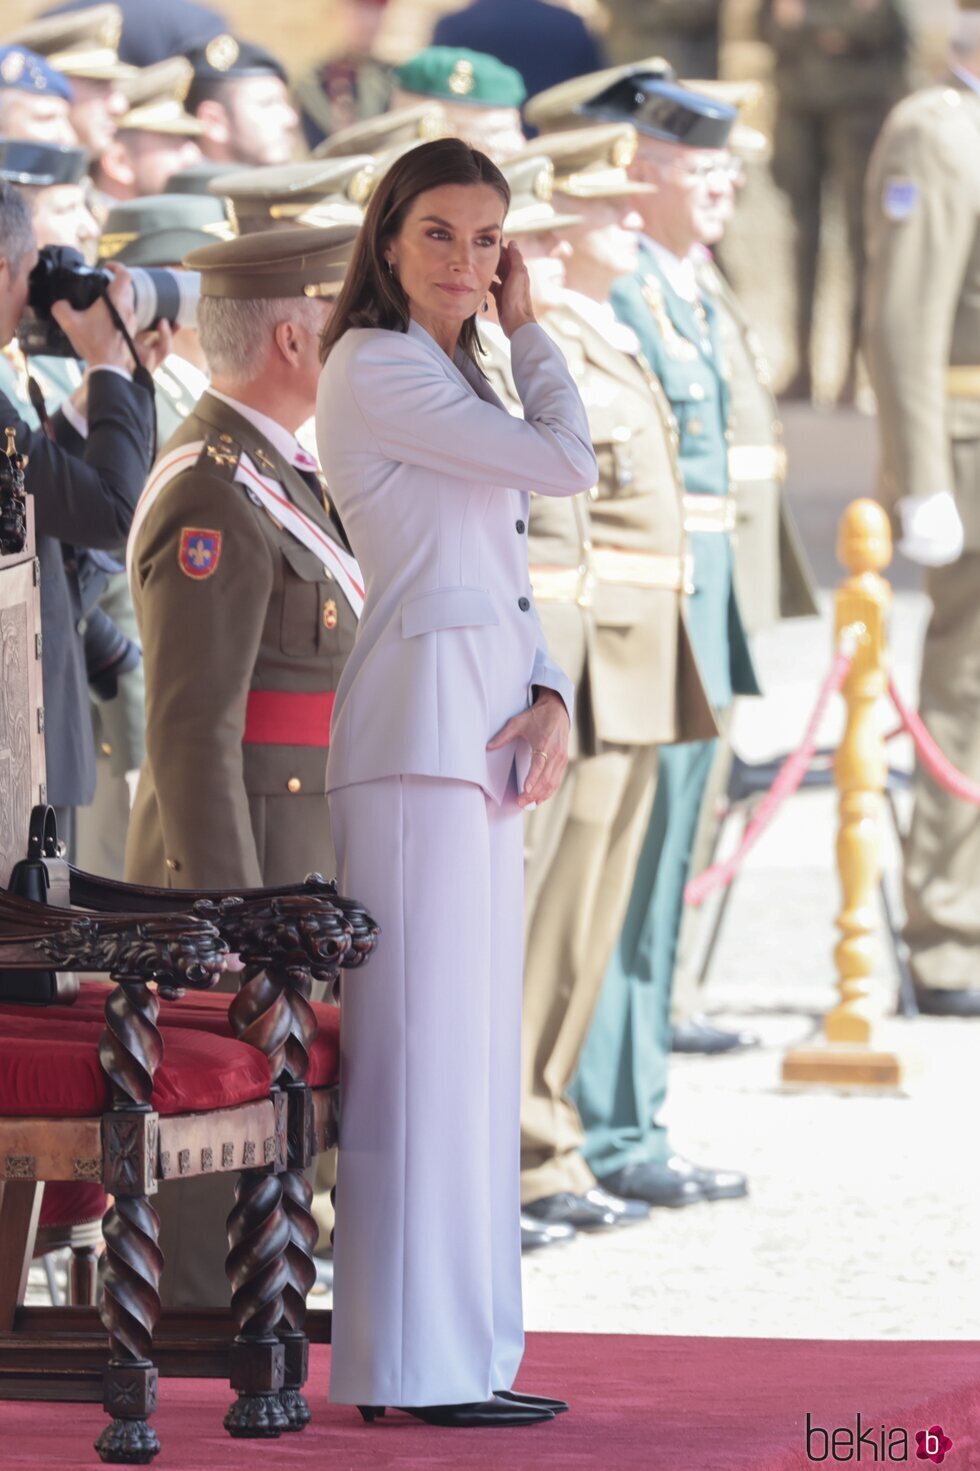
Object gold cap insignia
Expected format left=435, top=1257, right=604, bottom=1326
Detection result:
left=419, top=106, right=445, bottom=140
left=448, top=58, right=475, bottom=97
left=532, top=161, right=554, bottom=202
left=323, top=598, right=338, bottom=630
left=612, top=133, right=636, bottom=169
left=1, top=51, right=26, bottom=84
left=348, top=164, right=376, bottom=204
left=205, top=34, right=240, bottom=73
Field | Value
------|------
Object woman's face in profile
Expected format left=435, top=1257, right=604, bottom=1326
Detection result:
left=385, top=182, right=505, bottom=327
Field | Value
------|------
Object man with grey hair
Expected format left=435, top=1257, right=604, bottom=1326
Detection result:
left=863, top=0, right=980, bottom=1015
left=124, top=223, right=362, bottom=1307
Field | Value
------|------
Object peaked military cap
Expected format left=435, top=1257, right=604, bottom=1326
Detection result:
left=209, top=155, right=375, bottom=233
left=580, top=77, right=736, bottom=149
left=184, top=223, right=359, bottom=299
left=394, top=47, right=526, bottom=109
left=685, top=79, right=769, bottom=160
left=313, top=101, right=447, bottom=159
left=184, top=34, right=287, bottom=87
left=0, top=138, right=90, bottom=187
left=525, top=56, right=674, bottom=133
left=8, top=4, right=134, bottom=82
left=165, top=161, right=247, bottom=197
left=118, top=57, right=204, bottom=136
left=515, top=124, right=656, bottom=198
left=98, top=193, right=232, bottom=266
left=501, top=157, right=581, bottom=235
left=0, top=46, right=73, bottom=101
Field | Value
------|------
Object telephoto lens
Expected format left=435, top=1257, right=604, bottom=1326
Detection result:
left=18, top=245, right=200, bottom=356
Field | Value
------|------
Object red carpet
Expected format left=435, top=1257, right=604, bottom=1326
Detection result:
left=2, top=1335, right=979, bottom=1470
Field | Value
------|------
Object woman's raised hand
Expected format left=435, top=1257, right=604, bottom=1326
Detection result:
left=487, top=687, right=570, bottom=809
left=491, top=242, right=536, bottom=340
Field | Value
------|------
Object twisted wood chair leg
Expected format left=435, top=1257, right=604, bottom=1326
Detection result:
left=223, top=1167, right=290, bottom=1437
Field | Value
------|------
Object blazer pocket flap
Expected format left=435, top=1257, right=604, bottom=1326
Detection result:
left=401, top=585, right=499, bottom=638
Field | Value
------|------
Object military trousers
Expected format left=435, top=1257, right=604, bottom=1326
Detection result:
left=903, top=553, right=980, bottom=990
left=328, top=773, right=525, bottom=1407
left=572, top=737, right=717, bottom=1177
left=520, top=744, right=658, bottom=1203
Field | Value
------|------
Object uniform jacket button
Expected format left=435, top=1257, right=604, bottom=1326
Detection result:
left=287, top=777, right=302, bottom=793
left=165, top=857, right=180, bottom=872
left=516, top=519, right=526, bottom=534
left=518, top=596, right=531, bottom=612
left=76, top=616, right=88, bottom=635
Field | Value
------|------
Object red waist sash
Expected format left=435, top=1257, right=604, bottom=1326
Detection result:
left=243, top=689, right=334, bottom=747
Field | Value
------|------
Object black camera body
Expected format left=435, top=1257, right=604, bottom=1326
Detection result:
left=18, top=245, right=200, bottom=358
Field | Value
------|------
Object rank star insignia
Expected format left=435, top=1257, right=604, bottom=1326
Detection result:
left=178, top=528, right=222, bottom=579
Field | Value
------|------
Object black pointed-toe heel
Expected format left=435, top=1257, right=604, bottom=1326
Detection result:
left=496, top=1390, right=570, bottom=1415
left=355, top=1398, right=554, bottom=1427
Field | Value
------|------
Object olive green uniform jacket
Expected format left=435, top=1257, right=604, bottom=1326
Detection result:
left=864, top=73, right=980, bottom=991
left=125, top=390, right=358, bottom=891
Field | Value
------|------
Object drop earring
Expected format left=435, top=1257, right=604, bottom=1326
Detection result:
left=481, top=295, right=489, bottom=313
left=386, top=259, right=395, bottom=277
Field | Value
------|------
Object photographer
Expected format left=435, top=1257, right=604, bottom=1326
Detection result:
left=0, top=180, right=162, bottom=851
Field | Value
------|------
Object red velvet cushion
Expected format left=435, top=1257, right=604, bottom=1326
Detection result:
left=10, top=982, right=341, bottom=1088
left=39, top=1181, right=107, bottom=1229
left=0, top=1014, right=270, bottom=1117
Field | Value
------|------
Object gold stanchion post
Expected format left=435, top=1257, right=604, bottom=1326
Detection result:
left=782, top=499, right=903, bottom=1088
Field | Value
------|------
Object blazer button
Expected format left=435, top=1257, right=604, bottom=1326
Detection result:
left=287, top=777, right=302, bottom=793
left=518, top=596, right=530, bottom=612
left=515, top=519, right=526, bottom=534
left=165, top=857, right=181, bottom=872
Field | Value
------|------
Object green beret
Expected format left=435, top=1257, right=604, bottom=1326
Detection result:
left=394, top=47, right=526, bottom=109
left=98, top=193, right=232, bottom=266
left=184, top=223, right=359, bottom=300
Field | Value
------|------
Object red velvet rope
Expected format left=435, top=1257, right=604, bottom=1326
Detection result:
left=684, top=645, right=855, bottom=908
left=887, top=676, right=980, bottom=806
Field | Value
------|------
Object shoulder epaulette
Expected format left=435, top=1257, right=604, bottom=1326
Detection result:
left=197, top=429, right=241, bottom=480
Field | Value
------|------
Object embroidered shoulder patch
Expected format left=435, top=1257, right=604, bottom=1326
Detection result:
left=178, top=527, right=222, bottom=579
left=883, top=177, right=919, bottom=222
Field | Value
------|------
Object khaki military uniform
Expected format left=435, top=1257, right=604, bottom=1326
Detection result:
left=520, top=293, right=714, bottom=1203
left=126, top=391, right=358, bottom=891
left=864, top=75, right=980, bottom=993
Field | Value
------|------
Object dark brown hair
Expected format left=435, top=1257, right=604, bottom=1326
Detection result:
left=319, top=137, right=510, bottom=365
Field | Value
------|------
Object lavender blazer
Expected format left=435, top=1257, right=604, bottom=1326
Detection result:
left=316, top=317, right=597, bottom=804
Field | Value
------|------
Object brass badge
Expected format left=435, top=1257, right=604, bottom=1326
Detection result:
left=1, top=51, right=26, bottom=83
left=323, top=598, right=338, bottom=630
left=205, top=433, right=237, bottom=468
left=448, top=59, right=475, bottom=96
left=612, top=132, right=636, bottom=169
left=533, top=162, right=554, bottom=203
left=205, top=34, right=240, bottom=72
left=641, top=277, right=698, bottom=363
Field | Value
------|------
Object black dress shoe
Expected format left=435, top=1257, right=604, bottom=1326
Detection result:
left=665, top=1154, right=749, bottom=1201
left=596, top=1160, right=704, bottom=1208
left=520, top=1212, right=575, bottom=1252
left=913, top=985, right=980, bottom=1017
left=358, top=1396, right=555, bottom=1426
left=523, top=1187, right=648, bottom=1231
left=496, top=1390, right=569, bottom=1415
left=671, top=1016, right=761, bottom=1054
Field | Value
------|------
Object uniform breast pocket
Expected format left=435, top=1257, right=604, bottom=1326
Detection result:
left=280, top=541, right=334, bottom=657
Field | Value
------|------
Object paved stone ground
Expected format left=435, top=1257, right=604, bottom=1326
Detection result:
left=28, top=411, right=980, bottom=1342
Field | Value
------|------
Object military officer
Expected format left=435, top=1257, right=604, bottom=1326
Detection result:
left=9, top=5, right=134, bottom=159
left=863, top=6, right=980, bottom=1015
left=388, top=46, right=528, bottom=162
left=509, top=125, right=720, bottom=1230
left=95, top=56, right=204, bottom=204
left=561, top=76, right=758, bottom=1207
left=125, top=225, right=361, bottom=1305
left=0, top=45, right=77, bottom=146
left=183, top=34, right=299, bottom=168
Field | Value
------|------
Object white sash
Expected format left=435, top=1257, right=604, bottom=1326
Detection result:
left=127, top=439, right=364, bottom=619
